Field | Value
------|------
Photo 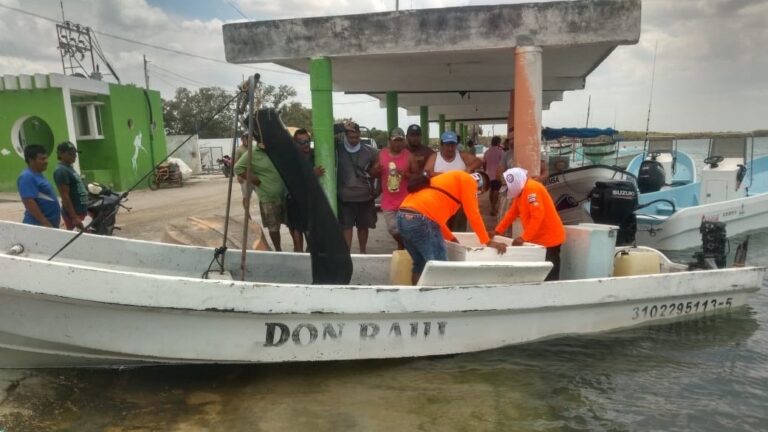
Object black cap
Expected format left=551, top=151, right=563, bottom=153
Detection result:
left=406, top=124, right=421, bottom=135
left=57, top=141, right=80, bottom=153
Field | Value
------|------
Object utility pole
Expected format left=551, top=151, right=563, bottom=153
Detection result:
left=143, top=54, right=150, bottom=89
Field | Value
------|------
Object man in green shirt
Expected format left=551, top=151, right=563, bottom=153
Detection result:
left=235, top=140, right=287, bottom=251
left=53, top=141, right=88, bottom=231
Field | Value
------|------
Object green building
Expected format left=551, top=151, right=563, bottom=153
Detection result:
left=0, top=73, right=167, bottom=192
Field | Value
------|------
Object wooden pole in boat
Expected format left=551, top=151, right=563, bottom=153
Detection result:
left=240, top=75, right=257, bottom=280
left=219, top=92, right=244, bottom=274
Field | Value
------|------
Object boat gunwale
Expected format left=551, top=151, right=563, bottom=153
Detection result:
left=1, top=253, right=763, bottom=315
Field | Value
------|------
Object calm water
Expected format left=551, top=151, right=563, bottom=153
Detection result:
left=2, top=139, right=768, bottom=431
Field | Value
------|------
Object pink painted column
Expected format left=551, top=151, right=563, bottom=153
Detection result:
left=513, top=46, right=543, bottom=177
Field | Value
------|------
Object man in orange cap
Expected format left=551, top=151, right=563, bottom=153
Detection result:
left=492, top=167, right=565, bottom=280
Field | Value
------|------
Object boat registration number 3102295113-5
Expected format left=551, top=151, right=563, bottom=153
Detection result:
left=632, top=297, right=733, bottom=320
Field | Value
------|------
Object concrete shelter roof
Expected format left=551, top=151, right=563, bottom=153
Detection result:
left=223, top=0, right=641, bottom=120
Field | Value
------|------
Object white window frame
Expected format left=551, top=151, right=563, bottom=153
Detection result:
left=72, top=101, right=105, bottom=140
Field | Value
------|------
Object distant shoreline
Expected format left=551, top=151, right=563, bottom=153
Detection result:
left=618, top=130, right=768, bottom=140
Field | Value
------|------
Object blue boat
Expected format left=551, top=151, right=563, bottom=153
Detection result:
left=626, top=134, right=768, bottom=250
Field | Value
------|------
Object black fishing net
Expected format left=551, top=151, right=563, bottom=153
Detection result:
left=253, top=108, right=353, bottom=285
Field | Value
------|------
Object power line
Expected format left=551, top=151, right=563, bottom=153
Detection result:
left=224, top=0, right=251, bottom=20
left=0, top=3, right=306, bottom=77
left=150, top=63, right=209, bottom=87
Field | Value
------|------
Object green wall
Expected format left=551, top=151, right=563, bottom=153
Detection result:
left=100, top=85, right=167, bottom=191
left=0, top=88, right=68, bottom=191
left=0, top=82, right=167, bottom=192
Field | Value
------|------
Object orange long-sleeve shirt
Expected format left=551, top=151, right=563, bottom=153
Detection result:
left=495, top=179, right=565, bottom=247
left=399, top=171, right=490, bottom=244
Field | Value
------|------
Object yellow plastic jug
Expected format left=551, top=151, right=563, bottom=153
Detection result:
left=390, top=250, right=414, bottom=285
left=613, top=250, right=660, bottom=276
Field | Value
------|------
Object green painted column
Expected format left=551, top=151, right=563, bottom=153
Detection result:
left=459, top=123, right=465, bottom=143
left=419, top=105, right=429, bottom=146
left=450, top=120, right=456, bottom=133
left=386, top=91, right=398, bottom=133
left=310, top=57, right=336, bottom=214
left=438, top=114, right=446, bottom=136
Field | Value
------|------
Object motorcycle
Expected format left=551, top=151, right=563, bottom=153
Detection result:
left=86, top=183, right=127, bottom=235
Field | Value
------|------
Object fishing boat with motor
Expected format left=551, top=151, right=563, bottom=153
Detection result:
left=0, top=106, right=763, bottom=369
left=624, top=133, right=768, bottom=250
left=543, top=127, right=637, bottom=225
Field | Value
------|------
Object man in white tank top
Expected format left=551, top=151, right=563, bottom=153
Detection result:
left=424, top=131, right=482, bottom=177
left=423, top=131, right=483, bottom=232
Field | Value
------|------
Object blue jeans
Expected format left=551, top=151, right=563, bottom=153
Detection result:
left=396, top=211, right=447, bottom=275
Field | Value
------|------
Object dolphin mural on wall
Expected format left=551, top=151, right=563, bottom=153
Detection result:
left=131, top=131, right=147, bottom=173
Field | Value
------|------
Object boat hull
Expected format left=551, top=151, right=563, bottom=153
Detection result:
left=636, top=192, right=768, bottom=250
left=0, top=254, right=762, bottom=368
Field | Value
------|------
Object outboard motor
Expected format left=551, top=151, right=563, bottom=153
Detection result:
left=637, top=159, right=666, bottom=193
left=589, top=180, right=639, bottom=246
left=690, top=221, right=728, bottom=269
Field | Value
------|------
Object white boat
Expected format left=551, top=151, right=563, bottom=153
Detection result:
left=628, top=134, right=768, bottom=250
left=0, top=220, right=763, bottom=368
left=543, top=128, right=638, bottom=225
left=545, top=164, right=636, bottom=225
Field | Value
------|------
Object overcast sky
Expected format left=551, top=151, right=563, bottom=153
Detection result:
left=1, top=0, right=766, bottom=135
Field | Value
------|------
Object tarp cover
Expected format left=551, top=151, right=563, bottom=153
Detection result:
left=255, top=108, right=353, bottom=285
left=542, top=127, right=618, bottom=140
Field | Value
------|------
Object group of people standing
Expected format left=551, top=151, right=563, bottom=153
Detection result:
left=17, top=142, right=89, bottom=231
left=234, top=121, right=564, bottom=284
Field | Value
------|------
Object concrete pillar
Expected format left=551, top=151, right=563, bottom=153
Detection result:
left=513, top=46, right=543, bottom=177
left=438, top=114, right=446, bottom=136
left=507, top=90, right=515, bottom=135
left=450, top=120, right=456, bottom=134
left=459, top=123, right=465, bottom=144
left=386, top=91, right=398, bottom=133
left=419, top=105, right=429, bottom=145
left=310, top=57, right=336, bottom=214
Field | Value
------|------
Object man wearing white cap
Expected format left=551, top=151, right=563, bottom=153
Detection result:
left=492, top=167, right=565, bottom=280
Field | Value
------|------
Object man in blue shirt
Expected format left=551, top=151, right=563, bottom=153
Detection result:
left=17, top=144, right=61, bottom=228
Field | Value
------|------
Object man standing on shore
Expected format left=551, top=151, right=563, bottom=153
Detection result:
left=54, top=142, right=88, bottom=231
left=235, top=137, right=287, bottom=251
left=378, top=127, right=411, bottom=249
left=287, top=128, right=325, bottom=252
left=337, top=122, right=380, bottom=254
left=483, top=136, right=505, bottom=216
left=405, top=124, right=433, bottom=174
left=18, top=145, right=61, bottom=228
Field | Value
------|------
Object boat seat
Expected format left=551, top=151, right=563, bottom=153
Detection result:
left=417, top=261, right=552, bottom=287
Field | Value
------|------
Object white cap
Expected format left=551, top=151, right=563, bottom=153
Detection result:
left=502, top=167, right=528, bottom=199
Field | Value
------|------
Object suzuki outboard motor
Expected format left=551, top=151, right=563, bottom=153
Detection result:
left=590, top=180, right=639, bottom=246
left=637, top=159, right=666, bottom=193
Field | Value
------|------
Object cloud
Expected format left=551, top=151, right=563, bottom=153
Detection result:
left=0, top=0, right=765, bottom=133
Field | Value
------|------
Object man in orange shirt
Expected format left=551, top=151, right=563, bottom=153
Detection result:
left=493, top=167, right=565, bottom=281
left=397, top=171, right=507, bottom=284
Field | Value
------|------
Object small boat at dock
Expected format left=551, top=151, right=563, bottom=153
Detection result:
left=0, top=220, right=763, bottom=368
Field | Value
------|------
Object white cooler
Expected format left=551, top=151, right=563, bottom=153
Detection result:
left=445, top=232, right=546, bottom=262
